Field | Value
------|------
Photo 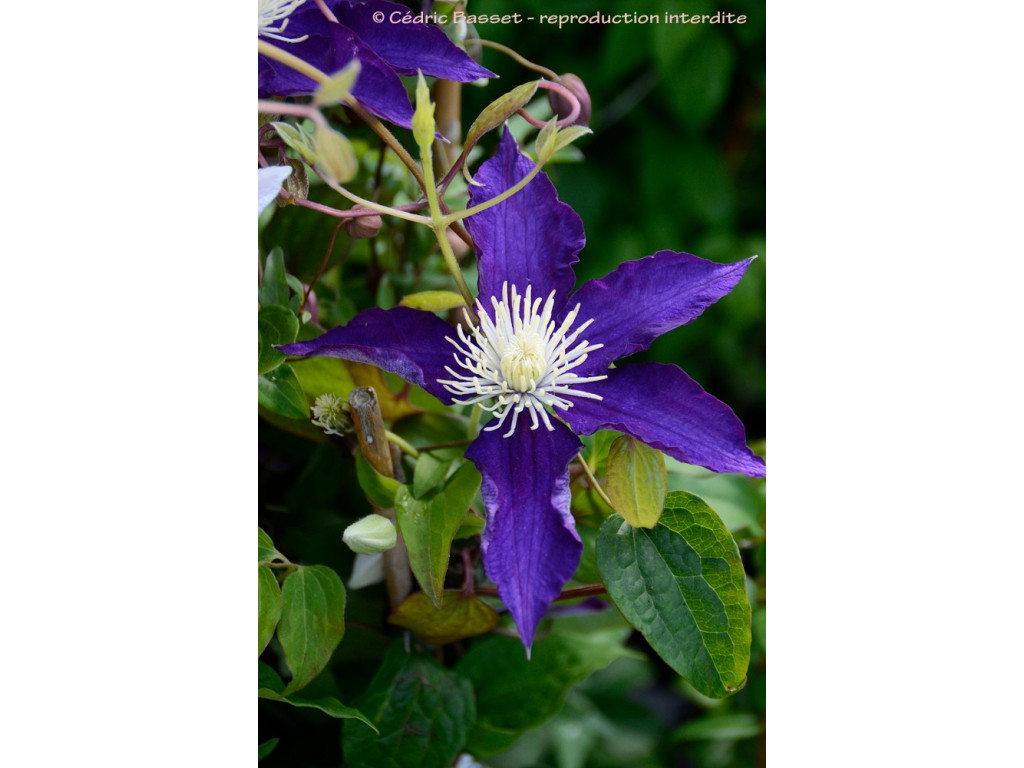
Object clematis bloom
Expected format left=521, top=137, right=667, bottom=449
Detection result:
left=278, top=129, right=765, bottom=649
left=258, top=0, right=494, bottom=129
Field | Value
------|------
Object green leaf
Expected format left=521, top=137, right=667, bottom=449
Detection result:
left=457, top=632, right=633, bottom=756
left=343, top=643, right=475, bottom=768
left=354, top=452, right=402, bottom=508
left=399, top=290, right=466, bottom=313
left=258, top=660, right=285, bottom=694
left=453, top=512, right=484, bottom=539
left=258, top=527, right=284, bottom=564
left=258, top=305, right=299, bottom=375
left=277, top=565, right=347, bottom=694
left=596, top=492, right=751, bottom=698
left=258, top=565, right=283, bottom=656
left=671, top=713, right=762, bottom=742
left=605, top=435, right=667, bottom=528
left=270, top=121, right=318, bottom=165
left=258, top=688, right=377, bottom=731
left=259, top=247, right=290, bottom=307
left=258, top=364, right=309, bottom=420
left=387, top=591, right=498, bottom=645
left=291, top=354, right=356, bottom=402
left=463, top=81, right=540, bottom=184
left=395, top=462, right=480, bottom=607
left=412, top=452, right=452, bottom=499
left=258, top=738, right=279, bottom=761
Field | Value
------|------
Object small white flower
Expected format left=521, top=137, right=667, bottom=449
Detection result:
left=347, top=553, right=385, bottom=589
left=258, top=166, right=293, bottom=216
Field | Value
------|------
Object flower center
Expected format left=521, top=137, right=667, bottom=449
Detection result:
left=499, top=330, right=547, bottom=391
left=438, top=282, right=608, bottom=437
left=259, top=0, right=310, bottom=43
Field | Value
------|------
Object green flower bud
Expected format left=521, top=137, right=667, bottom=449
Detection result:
left=313, top=124, right=357, bottom=183
left=343, top=514, right=397, bottom=555
left=412, top=70, right=436, bottom=151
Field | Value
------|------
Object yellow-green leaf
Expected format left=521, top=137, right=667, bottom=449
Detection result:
left=606, top=435, right=667, bottom=528
left=400, top=291, right=466, bottom=313
left=387, top=591, right=498, bottom=645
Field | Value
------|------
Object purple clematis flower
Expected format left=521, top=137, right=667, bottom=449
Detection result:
left=258, top=0, right=494, bottom=129
left=278, top=128, right=765, bottom=650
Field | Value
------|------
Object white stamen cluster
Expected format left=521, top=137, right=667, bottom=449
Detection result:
left=259, top=0, right=310, bottom=43
left=438, top=282, right=608, bottom=437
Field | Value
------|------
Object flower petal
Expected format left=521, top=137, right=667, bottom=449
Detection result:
left=572, top=252, right=754, bottom=375
left=258, top=10, right=415, bottom=128
left=258, top=166, right=293, bottom=216
left=465, top=420, right=583, bottom=651
left=466, top=127, right=584, bottom=310
left=333, top=1, right=495, bottom=82
left=563, top=363, right=765, bottom=477
left=275, top=307, right=456, bottom=402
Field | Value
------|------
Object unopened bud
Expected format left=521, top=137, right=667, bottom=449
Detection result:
left=343, top=206, right=383, bottom=239
left=281, top=158, right=309, bottom=202
left=311, top=393, right=353, bottom=436
left=412, top=71, right=436, bottom=150
left=343, top=514, right=397, bottom=555
left=313, top=124, right=357, bottom=183
left=548, top=73, right=592, bottom=127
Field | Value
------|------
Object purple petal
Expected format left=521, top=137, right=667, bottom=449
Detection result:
left=333, top=0, right=495, bottom=81
left=563, top=363, right=766, bottom=477
left=258, top=7, right=415, bottom=128
left=466, top=128, right=584, bottom=311
left=275, top=307, right=456, bottom=402
left=258, top=6, right=334, bottom=96
left=572, top=252, right=754, bottom=375
left=465, top=420, right=583, bottom=651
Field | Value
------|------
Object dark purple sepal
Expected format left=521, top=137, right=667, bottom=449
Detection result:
left=563, top=363, right=766, bottom=477
left=275, top=306, right=456, bottom=402
left=332, top=0, right=495, bottom=82
left=465, top=420, right=583, bottom=651
left=571, top=252, right=754, bottom=376
left=466, top=127, right=584, bottom=312
left=257, top=8, right=415, bottom=128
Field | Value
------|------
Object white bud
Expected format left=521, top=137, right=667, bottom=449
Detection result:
left=343, top=514, right=397, bottom=555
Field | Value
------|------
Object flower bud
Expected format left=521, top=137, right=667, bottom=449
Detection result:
left=311, top=393, right=352, bottom=436
left=313, top=124, right=357, bottom=183
left=343, top=206, right=383, bottom=239
left=343, top=514, right=397, bottom=555
left=412, top=71, right=436, bottom=151
left=281, top=158, right=308, bottom=202
left=548, top=73, right=592, bottom=127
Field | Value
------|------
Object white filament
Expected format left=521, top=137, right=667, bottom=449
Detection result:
left=259, top=0, right=310, bottom=43
left=438, top=282, right=608, bottom=437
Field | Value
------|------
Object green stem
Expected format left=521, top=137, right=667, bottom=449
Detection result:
left=385, top=430, right=420, bottom=459
left=576, top=452, right=614, bottom=510
left=470, top=39, right=560, bottom=81
left=420, top=137, right=477, bottom=314
left=440, top=162, right=545, bottom=225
